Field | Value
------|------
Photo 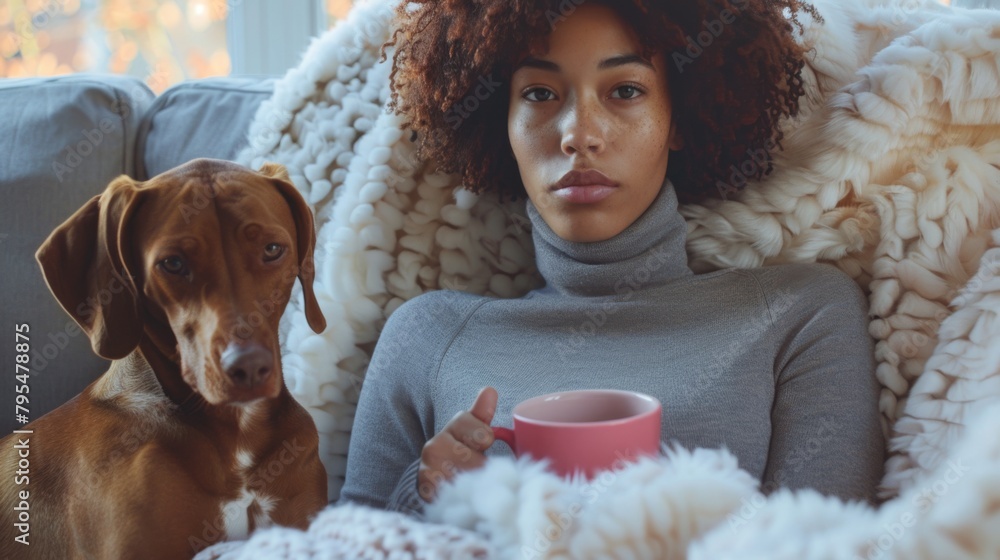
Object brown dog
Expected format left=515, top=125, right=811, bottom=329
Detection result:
left=0, top=159, right=328, bottom=559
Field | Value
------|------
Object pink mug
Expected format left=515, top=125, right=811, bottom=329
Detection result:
left=491, top=389, right=662, bottom=480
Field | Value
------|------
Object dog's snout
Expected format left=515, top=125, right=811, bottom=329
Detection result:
left=221, top=343, right=273, bottom=388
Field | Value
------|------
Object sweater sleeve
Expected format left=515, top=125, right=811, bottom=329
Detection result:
left=761, top=267, right=885, bottom=504
left=337, top=297, right=439, bottom=516
left=339, top=290, right=487, bottom=515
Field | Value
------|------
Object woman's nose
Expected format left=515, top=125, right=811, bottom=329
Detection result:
left=560, top=99, right=606, bottom=156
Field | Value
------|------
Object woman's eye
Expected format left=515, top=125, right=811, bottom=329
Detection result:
left=613, top=84, right=643, bottom=100
left=159, top=256, right=187, bottom=275
left=264, top=243, right=285, bottom=261
left=523, top=87, right=554, bottom=102
left=523, top=85, right=643, bottom=102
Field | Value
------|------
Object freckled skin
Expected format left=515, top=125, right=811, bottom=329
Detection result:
left=507, top=3, right=684, bottom=243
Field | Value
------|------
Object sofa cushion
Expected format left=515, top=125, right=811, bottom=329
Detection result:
left=0, top=74, right=155, bottom=432
left=136, top=77, right=275, bottom=179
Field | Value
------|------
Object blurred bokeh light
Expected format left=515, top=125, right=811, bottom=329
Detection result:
left=327, top=0, right=352, bottom=24
left=0, top=0, right=229, bottom=93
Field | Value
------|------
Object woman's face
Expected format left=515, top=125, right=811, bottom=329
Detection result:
left=508, top=3, right=682, bottom=243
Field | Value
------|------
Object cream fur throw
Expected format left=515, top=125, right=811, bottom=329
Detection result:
left=196, top=0, right=1000, bottom=557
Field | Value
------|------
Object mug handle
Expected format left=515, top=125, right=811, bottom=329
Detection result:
left=492, top=426, right=516, bottom=453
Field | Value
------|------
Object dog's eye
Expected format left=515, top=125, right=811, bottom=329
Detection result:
left=264, top=243, right=285, bottom=262
left=159, top=256, right=188, bottom=275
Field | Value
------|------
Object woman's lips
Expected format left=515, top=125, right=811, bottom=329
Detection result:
left=552, top=185, right=617, bottom=204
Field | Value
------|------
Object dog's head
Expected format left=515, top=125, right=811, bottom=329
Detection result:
left=36, top=158, right=327, bottom=405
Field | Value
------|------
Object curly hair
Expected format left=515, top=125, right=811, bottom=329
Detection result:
left=379, top=0, right=821, bottom=205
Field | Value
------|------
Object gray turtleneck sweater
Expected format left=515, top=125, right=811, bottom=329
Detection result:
left=339, top=179, right=885, bottom=516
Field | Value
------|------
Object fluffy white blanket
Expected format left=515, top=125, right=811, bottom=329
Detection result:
left=196, top=0, right=1000, bottom=557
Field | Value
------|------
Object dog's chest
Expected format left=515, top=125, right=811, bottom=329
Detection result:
left=219, top=449, right=277, bottom=540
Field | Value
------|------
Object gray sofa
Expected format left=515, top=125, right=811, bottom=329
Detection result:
left=0, top=74, right=276, bottom=433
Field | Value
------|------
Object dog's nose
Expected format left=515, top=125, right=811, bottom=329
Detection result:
left=221, top=343, right=273, bottom=388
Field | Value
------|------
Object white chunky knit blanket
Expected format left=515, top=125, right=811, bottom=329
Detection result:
left=196, top=0, right=1000, bottom=557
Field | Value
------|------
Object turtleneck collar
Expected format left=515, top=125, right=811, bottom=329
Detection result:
left=526, top=177, right=693, bottom=297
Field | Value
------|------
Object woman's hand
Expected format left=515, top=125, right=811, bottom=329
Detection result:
left=418, top=386, right=498, bottom=503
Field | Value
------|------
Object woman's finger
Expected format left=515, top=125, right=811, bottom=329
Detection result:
left=469, top=386, right=498, bottom=424
left=444, top=411, right=495, bottom=453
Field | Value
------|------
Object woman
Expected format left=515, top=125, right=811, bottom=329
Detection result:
left=340, top=0, right=884, bottom=515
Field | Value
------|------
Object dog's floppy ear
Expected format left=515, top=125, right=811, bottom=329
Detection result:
left=258, top=162, right=327, bottom=334
left=36, top=176, right=145, bottom=359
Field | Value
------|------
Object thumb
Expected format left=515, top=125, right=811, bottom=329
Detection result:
left=469, top=386, right=498, bottom=424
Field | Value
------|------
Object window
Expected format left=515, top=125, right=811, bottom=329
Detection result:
left=6, top=0, right=986, bottom=90
left=953, top=0, right=1000, bottom=6
left=0, top=0, right=362, bottom=86
left=1, top=0, right=229, bottom=93
left=327, top=0, right=353, bottom=24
